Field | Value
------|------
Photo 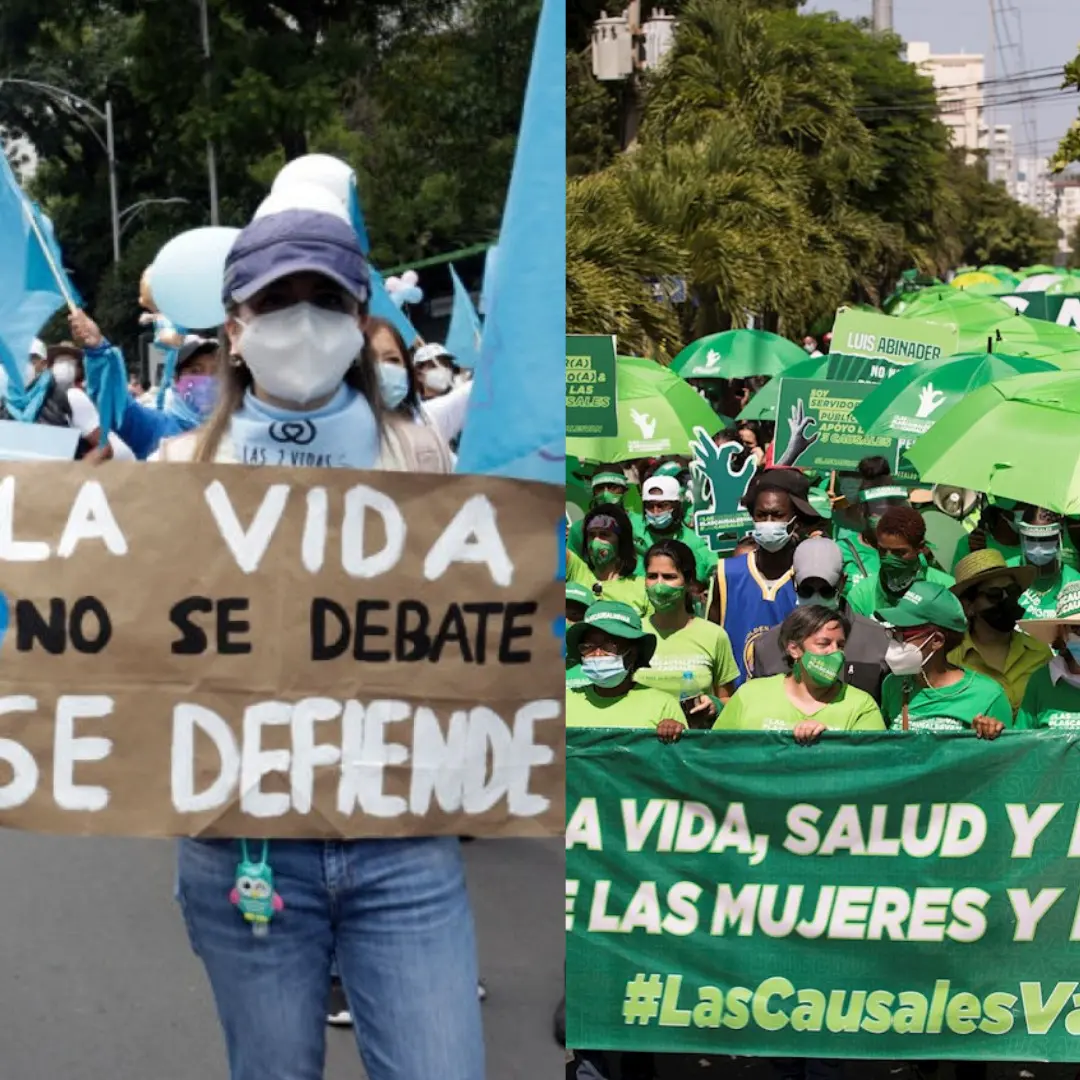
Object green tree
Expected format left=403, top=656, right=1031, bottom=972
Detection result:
left=1051, top=53, right=1080, bottom=173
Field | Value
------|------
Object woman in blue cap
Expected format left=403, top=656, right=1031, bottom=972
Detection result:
left=153, top=208, right=477, bottom=1080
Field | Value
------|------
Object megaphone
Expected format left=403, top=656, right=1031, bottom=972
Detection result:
left=932, top=485, right=979, bottom=520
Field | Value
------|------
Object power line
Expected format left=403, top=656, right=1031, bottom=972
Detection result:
left=854, top=87, right=1079, bottom=116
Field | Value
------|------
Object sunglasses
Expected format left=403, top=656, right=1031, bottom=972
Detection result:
left=976, top=586, right=1022, bottom=605
left=795, top=582, right=838, bottom=601
left=579, top=642, right=629, bottom=658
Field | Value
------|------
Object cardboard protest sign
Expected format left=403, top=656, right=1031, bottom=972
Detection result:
left=688, top=427, right=755, bottom=554
left=827, top=308, right=959, bottom=381
left=774, top=379, right=897, bottom=472
left=566, top=334, right=618, bottom=438
left=568, top=728, right=1080, bottom=1059
left=0, top=463, right=564, bottom=839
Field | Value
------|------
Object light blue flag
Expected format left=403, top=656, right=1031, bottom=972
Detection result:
left=479, top=244, right=499, bottom=315
left=368, top=270, right=421, bottom=346
left=26, top=203, right=82, bottom=307
left=348, top=176, right=372, bottom=257
left=444, top=265, right=483, bottom=370
left=455, top=0, right=564, bottom=485
left=0, top=147, right=72, bottom=404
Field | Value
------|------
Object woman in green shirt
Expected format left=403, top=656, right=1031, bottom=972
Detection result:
left=1017, top=582, right=1080, bottom=729
left=1008, top=513, right=1080, bottom=621
left=579, top=504, right=648, bottom=615
left=633, top=539, right=739, bottom=727
left=877, top=580, right=1013, bottom=736
left=715, top=606, right=884, bottom=742
left=565, top=600, right=685, bottom=741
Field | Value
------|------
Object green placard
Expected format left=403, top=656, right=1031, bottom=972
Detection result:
left=774, top=378, right=897, bottom=472
left=688, top=426, right=756, bottom=554
left=567, top=334, right=618, bottom=438
left=827, top=308, right=960, bottom=382
left=567, top=728, right=1080, bottom=1059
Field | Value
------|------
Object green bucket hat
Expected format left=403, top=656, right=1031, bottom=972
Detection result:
left=877, top=580, right=968, bottom=633
left=565, top=581, right=595, bottom=608
left=564, top=600, right=657, bottom=667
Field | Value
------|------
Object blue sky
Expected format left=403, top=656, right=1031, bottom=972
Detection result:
left=806, top=0, right=1080, bottom=164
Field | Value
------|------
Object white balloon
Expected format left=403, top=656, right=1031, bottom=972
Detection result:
left=255, top=182, right=350, bottom=223
left=272, top=154, right=354, bottom=212
left=401, top=270, right=419, bottom=288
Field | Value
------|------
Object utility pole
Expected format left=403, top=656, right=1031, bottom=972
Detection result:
left=198, top=0, right=220, bottom=225
left=872, top=0, right=893, bottom=32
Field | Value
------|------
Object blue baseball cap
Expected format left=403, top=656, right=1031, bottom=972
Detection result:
left=222, top=210, right=370, bottom=306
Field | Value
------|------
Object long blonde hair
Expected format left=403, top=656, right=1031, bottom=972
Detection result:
left=193, top=306, right=386, bottom=463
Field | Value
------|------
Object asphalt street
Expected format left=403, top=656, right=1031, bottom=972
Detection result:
left=0, top=831, right=563, bottom=1079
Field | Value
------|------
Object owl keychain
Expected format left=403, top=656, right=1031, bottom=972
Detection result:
left=230, top=839, right=284, bottom=937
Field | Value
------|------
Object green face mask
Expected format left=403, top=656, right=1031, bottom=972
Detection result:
left=593, top=490, right=624, bottom=507
left=588, top=537, right=617, bottom=566
left=797, top=649, right=845, bottom=688
left=646, top=582, right=685, bottom=612
left=880, top=552, right=920, bottom=594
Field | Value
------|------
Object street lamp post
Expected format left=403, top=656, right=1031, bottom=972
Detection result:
left=198, top=0, right=220, bottom=226
left=0, top=77, right=121, bottom=263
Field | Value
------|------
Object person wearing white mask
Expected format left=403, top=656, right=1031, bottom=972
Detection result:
left=707, top=469, right=823, bottom=685
left=410, top=341, right=473, bottom=449
left=877, top=580, right=1012, bottom=735
left=150, top=208, right=478, bottom=1080
left=412, top=341, right=456, bottom=399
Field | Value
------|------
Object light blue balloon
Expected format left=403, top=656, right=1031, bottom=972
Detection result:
left=150, top=226, right=241, bottom=330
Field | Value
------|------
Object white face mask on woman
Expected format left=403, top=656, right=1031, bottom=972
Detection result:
left=421, top=364, right=453, bottom=394
left=237, top=302, right=364, bottom=406
left=52, top=359, right=77, bottom=390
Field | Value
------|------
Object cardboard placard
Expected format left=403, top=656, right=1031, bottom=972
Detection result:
left=0, top=463, right=564, bottom=838
left=566, top=334, right=618, bottom=437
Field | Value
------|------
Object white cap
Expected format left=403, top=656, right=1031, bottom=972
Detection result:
left=30, top=338, right=46, bottom=360
left=643, top=475, right=682, bottom=503
left=414, top=343, right=453, bottom=365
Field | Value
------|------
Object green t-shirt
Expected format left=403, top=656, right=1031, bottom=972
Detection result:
left=1006, top=558, right=1080, bottom=620
left=1016, top=665, right=1080, bottom=730
left=952, top=532, right=1020, bottom=572
left=590, top=575, right=649, bottom=616
left=566, top=548, right=595, bottom=587
left=837, top=535, right=880, bottom=596
left=634, top=522, right=718, bottom=584
left=846, top=564, right=955, bottom=619
left=565, top=685, right=683, bottom=729
left=713, top=674, right=884, bottom=733
left=634, top=616, right=739, bottom=699
left=881, top=669, right=1013, bottom=732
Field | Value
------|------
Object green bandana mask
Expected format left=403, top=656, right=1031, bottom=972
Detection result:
left=646, top=582, right=685, bottom=612
left=880, top=552, right=920, bottom=595
left=588, top=537, right=617, bottom=567
left=798, top=649, right=845, bottom=688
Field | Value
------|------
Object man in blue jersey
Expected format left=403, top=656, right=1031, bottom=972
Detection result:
left=707, top=467, right=823, bottom=684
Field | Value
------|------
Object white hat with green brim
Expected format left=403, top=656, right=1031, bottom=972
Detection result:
left=1022, top=582, right=1080, bottom=644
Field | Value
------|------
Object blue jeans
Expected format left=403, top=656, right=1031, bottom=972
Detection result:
left=177, top=836, right=484, bottom=1080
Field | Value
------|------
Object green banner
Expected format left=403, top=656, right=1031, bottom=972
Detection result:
left=774, top=379, right=898, bottom=471
left=1000, top=294, right=1080, bottom=328
left=567, top=335, right=618, bottom=438
left=689, top=426, right=755, bottom=554
left=567, top=728, right=1080, bottom=1060
left=827, top=308, right=960, bottom=381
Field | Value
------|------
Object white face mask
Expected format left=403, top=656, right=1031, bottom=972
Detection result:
left=237, top=303, right=364, bottom=406
left=884, top=634, right=934, bottom=676
left=421, top=364, right=453, bottom=394
left=52, top=359, right=77, bottom=390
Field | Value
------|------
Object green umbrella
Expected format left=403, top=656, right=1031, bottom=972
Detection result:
left=566, top=355, right=730, bottom=463
left=1046, top=275, right=1080, bottom=296
left=973, top=316, right=1080, bottom=357
left=979, top=264, right=1015, bottom=277
left=894, top=290, right=1015, bottom=326
left=905, top=370, right=1080, bottom=514
left=670, top=329, right=808, bottom=380
left=853, top=350, right=1059, bottom=440
left=1018, top=264, right=1058, bottom=278
left=737, top=354, right=834, bottom=420
left=957, top=278, right=1013, bottom=296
